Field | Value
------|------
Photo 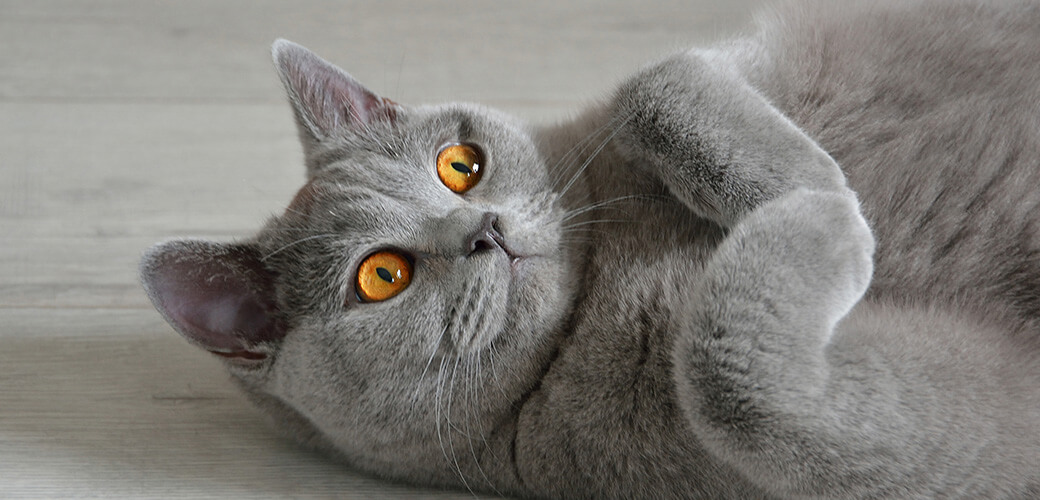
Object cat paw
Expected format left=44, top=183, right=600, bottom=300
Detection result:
left=738, top=189, right=875, bottom=328
left=611, top=53, right=708, bottom=167
left=610, top=51, right=848, bottom=227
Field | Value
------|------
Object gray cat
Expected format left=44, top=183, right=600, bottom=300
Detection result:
left=139, top=0, right=1040, bottom=497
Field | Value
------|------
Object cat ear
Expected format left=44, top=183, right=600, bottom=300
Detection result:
left=140, top=240, right=285, bottom=363
left=272, top=39, right=397, bottom=143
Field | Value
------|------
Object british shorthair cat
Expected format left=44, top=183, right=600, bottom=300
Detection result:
left=141, top=0, right=1040, bottom=497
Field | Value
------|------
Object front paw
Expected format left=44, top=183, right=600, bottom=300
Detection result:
left=611, top=53, right=713, bottom=171
left=611, top=51, right=848, bottom=226
left=740, top=188, right=875, bottom=328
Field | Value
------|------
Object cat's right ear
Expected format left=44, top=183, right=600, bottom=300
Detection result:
left=139, top=240, right=285, bottom=365
left=272, top=39, right=398, bottom=146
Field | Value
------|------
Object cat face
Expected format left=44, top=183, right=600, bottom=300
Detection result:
left=258, top=102, right=574, bottom=464
left=140, top=41, right=580, bottom=476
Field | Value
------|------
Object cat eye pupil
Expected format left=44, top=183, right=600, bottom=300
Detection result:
left=436, top=143, right=484, bottom=194
left=451, top=162, right=473, bottom=175
left=355, top=250, right=412, bottom=303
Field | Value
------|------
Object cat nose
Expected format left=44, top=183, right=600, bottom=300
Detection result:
left=467, top=212, right=507, bottom=255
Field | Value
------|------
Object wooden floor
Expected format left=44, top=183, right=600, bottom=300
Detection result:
left=0, top=1, right=761, bottom=497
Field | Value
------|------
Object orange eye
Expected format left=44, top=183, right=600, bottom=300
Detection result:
left=356, top=251, right=412, bottom=302
left=437, top=144, right=483, bottom=193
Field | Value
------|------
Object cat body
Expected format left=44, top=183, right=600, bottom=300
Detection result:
left=141, top=0, right=1040, bottom=498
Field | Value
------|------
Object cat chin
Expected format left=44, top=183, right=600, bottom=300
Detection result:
left=448, top=251, right=513, bottom=354
left=453, top=249, right=565, bottom=348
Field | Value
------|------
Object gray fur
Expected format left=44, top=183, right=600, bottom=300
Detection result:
left=141, top=1, right=1040, bottom=498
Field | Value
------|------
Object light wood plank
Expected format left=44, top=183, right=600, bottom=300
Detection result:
left=0, top=102, right=302, bottom=238
left=0, top=0, right=759, bottom=106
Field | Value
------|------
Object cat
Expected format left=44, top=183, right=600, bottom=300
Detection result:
left=139, top=0, right=1040, bottom=497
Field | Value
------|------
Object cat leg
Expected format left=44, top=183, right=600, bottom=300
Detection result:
left=613, top=49, right=848, bottom=227
left=673, top=188, right=1040, bottom=497
left=673, top=188, right=887, bottom=496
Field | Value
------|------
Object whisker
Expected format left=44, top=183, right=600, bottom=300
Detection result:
left=487, top=339, right=502, bottom=392
left=465, top=352, right=502, bottom=495
left=558, top=113, right=635, bottom=199
left=473, top=353, right=501, bottom=460
left=444, top=356, right=473, bottom=494
left=562, top=194, right=658, bottom=222
left=550, top=112, right=633, bottom=191
left=261, top=233, right=338, bottom=261
left=561, top=219, right=631, bottom=229
left=412, top=325, right=448, bottom=405
left=434, top=355, right=454, bottom=482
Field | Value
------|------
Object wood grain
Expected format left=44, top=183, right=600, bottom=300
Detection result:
left=0, top=0, right=760, bottom=497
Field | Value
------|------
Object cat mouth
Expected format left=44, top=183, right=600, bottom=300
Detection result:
left=469, top=221, right=531, bottom=275
left=499, top=236, right=547, bottom=279
left=510, top=255, right=532, bottom=276
left=498, top=241, right=535, bottom=277
left=478, top=241, right=535, bottom=285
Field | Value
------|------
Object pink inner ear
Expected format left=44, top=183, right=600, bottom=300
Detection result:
left=164, top=283, right=267, bottom=353
left=274, top=39, right=393, bottom=138
left=332, top=78, right=376, bottom=126
left=141, top=241, right=284, bottom=360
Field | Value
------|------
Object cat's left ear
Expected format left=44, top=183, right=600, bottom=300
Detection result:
left=272, top=39, right=398, bottom=145
left=139, top=239, right=285, bottom=365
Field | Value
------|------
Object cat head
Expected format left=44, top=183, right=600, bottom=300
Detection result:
left=140, top=40, right=582, bottom=482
